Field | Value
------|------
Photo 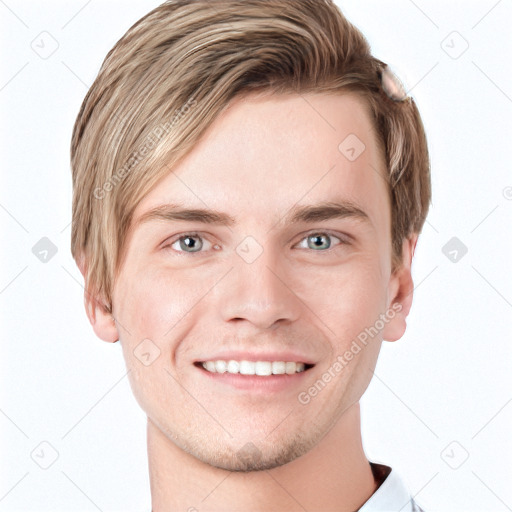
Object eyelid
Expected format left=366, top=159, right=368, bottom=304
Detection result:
left=296, top=229, right=352, bottom=245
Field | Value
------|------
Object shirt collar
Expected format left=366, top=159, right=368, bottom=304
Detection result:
left=358, top=462, right=418, bottom=512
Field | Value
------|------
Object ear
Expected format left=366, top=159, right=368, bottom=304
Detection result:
left=77, top=255, right=119, bottom=343
left=381, top=234, right=418, bottom=342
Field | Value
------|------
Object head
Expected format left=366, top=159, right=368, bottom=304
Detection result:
left=70, top=0, right=431, bottom=471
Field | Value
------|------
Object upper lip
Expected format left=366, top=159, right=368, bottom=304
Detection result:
left=195, top=351, right=317, bottom=365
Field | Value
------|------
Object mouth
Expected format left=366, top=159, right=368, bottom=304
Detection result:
left=195, top=360, right=315, bottom=375
left=193, top=358, right=315, bottom=393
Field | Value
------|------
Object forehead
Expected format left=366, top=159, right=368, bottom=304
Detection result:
left=132, top=91, right=389, bottom=232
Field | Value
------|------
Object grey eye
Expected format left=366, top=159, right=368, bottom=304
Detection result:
left=297, top=233, right=342, bottom=251
left=174, top=234, right=204, bottom=253
left=307, top=234, right=331, bottom=250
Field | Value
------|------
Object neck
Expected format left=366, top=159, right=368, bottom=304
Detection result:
left=148, top=402, right=378, bottom=511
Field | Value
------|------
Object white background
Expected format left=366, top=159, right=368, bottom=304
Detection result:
left=1, top=1, right=511, bottom=511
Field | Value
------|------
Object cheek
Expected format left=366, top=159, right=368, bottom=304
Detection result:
left=114, top=266, right=196, bottom=411
left=114, top=262, right=184, bottom=341
left=304, top=262, right=386, bottom=405
left=115, top=261, right=223, bottom=355
left=301, top=257, right=387, bottom=342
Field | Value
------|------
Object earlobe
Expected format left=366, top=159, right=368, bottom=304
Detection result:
left=381, top=235, right=418, bottom=342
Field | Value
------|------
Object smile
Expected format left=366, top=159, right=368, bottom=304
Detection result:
left=199, top=360, right=314, bottom=375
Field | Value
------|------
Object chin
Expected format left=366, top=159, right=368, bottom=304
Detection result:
left=190, top=432, right=318, bottom=472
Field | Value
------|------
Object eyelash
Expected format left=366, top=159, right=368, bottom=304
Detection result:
left=161, top=230, right=350, bottom=256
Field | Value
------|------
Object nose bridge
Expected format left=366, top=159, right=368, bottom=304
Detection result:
left=218, top=236, right=300, bottom=328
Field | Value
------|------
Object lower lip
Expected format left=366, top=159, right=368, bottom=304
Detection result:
left=195, top=363, right=313, bottom=393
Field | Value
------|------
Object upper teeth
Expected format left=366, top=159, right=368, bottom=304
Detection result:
left=201, top=360, right=306, bottom=375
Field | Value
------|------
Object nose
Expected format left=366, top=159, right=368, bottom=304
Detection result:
left=217, top=244, right=301, bottom=330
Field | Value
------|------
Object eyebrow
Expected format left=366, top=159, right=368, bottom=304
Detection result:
left=135, top=200, right=371, bottom=229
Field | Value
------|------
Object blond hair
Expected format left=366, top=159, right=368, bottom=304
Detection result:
left=71, top=0, right=431, bottom=314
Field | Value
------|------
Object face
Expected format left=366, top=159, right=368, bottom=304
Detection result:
left=106, top=92, right=409, bottom=471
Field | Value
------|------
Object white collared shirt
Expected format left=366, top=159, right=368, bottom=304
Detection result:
left=358, top=462, right=426, bottom=512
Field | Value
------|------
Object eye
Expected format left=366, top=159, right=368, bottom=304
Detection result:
left=163, top=232, right=215, bottom=254
left=295, top=231, right=347, bottom=251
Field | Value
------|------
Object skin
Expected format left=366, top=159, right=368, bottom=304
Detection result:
left=80, top=91, right=418, bottom=511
